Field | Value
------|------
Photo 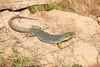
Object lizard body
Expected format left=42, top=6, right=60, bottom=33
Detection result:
left=8, top=16, right=75, bottom=48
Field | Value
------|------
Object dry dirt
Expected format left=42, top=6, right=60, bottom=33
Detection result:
left=0, top=9, right=100, bottom=67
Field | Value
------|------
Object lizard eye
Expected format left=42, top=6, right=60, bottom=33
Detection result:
left=66, top=32, right=75, bottom=38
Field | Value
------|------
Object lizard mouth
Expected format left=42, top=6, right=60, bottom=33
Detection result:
left=70, top=33, right=76, bottom=38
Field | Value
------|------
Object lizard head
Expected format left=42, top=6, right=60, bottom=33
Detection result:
left=61, top=32, right=75, bottom=42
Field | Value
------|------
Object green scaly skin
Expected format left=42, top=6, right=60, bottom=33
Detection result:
left=8, top=16, right=75, bottom=49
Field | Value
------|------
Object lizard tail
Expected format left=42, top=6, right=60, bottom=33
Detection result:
left=8, top=16, right=33, bottom=33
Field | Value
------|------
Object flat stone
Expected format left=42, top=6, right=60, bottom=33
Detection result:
left=0, top=0, right=61, bottom=10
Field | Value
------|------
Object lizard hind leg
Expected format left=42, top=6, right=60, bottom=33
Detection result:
left=23, top=25, right=41, bottom=38
left=32, top=25, right=41, bottom=30
left=32, top=25, right=49, bottom=31
left=23, top=32, right=37, bottom=38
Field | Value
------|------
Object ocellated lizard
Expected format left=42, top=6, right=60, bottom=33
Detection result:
left=8, top=16, right=75, bottom=48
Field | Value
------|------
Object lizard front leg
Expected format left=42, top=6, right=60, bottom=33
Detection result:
left=57, top=42, right=63, bottom=49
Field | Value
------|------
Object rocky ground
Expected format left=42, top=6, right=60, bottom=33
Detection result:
left=0, top=9, right=100, bottom=67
